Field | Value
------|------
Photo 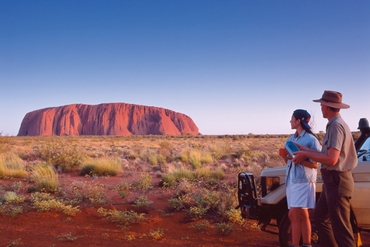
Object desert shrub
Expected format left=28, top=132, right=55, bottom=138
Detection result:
left=189, top=206, right=209, bottom=219
left=124, top=234, right=136, bottom=241
left=67, top=181, right=108, bottom=205
left=0, top=203, right=23, bottom=217
left=0, top=152, right=28, bottom=178
left=131, top=173, right=152, bottom=191
left=149, top=228, right=164, bottom=240
left=225, top=208, right=244, bottom=225
left=214, top=222, right=235, bottom=235
left=157, top=154, right=167, bottom=165
left=30, top=163, right=59, bottom=192
left=115, top=182, right=130, bottom=199
left=57, top=232, right=81, bottom=242
left=37, top=142, right=83, bottom=172
left=97, top=208, right=146, bottom=229
left=168, top=180, right=221, bottom=219
left=3, top=181, right=24, bottom=194
left=159, top=141, right=171, bottom=149
left=168, top=179, right=238, bottom=220
left=168, top=197, right=185, bottom=211
left=235, top=148, right=252, bottom=160
left=31, top=192, right=80, bottom=216
left=212, top=182, right=238, bottom=214
left=188, top=220, right=210, bottom=231
left=2, top=191, right=25, bottom=204
left=80, top=156, right=122, bottom=176
left=133, top=196, right=153, bottom=213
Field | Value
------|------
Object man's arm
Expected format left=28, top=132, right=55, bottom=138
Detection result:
left=293, top=148, right=340, bottom=167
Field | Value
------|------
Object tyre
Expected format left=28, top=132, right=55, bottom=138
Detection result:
left=278, top=212, right=319, bottom=247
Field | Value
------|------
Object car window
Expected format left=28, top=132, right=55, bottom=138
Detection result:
left=359, top=138, right=370, bottom=152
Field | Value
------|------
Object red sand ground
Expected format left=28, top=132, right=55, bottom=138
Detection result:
left=1, top=174, right=369, bottom=247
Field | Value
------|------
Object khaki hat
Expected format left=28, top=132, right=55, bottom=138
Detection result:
left=313, top=90, right=350, bottom=109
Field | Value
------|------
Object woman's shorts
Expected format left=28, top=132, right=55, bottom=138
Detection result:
left=286, top=182, right=316, bottom=209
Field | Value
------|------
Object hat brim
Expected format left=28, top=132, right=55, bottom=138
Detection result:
left=313, top=99, right=350, bottom=109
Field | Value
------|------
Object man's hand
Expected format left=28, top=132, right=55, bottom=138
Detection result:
left=292, top=151, right=306, bottom=164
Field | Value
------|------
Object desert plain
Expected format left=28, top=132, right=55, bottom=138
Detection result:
left=0, top=134, right=369, bottom=247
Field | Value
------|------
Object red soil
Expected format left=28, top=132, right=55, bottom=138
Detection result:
left=1, top=174, right=369, bottom=247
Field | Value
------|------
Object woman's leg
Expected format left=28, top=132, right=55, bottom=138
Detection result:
left=300, top=208, right=311, bottom=245
left=288, top=207, right=302, bottom=246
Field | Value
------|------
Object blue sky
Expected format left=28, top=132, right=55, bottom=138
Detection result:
left=1, top=1, right=369, bottom=135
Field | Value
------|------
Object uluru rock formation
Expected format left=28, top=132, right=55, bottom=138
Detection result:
left=17, top=103, right=200, bottom=136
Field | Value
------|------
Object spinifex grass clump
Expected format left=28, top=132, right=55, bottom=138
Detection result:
left=160, top=169, right=195, bottom=187
left=30, top=163, right=59, bottom=192
left=0, top=152, right=28, bottom=178
left=80, top=156, right=122, bottom=176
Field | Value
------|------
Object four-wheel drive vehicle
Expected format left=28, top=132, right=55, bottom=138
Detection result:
left=237, top=118, right=370, bottom=247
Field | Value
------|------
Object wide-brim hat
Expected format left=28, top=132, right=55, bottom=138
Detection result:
left=313, top=90, right=350, bottom=109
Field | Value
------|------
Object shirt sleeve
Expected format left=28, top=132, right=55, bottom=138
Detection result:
left=327, top=122, right=345, bottom=151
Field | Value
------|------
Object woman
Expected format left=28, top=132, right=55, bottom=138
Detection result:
left=280, top=109, right=321, bottom=247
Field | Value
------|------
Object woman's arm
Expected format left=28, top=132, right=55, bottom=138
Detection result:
left=300, top=160, right=318, bottom=169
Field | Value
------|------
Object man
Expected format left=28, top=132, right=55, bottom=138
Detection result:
left=293, top=90, right=357, bottom=247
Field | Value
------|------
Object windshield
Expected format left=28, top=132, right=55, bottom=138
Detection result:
left=359, top=138, right=370, bottom=152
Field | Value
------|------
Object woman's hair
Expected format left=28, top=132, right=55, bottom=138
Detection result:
left=300, top=121, right=317, bottom=138
left=293, top=109, right=318, bottom=139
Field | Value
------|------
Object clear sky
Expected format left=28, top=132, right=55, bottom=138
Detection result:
left=1, top=1, right=369, bottom=136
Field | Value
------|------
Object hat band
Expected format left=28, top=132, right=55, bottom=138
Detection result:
left=322, top=98, right=341, bottom=104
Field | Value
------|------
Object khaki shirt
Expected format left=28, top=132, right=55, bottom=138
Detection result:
left=321, top=115, right=357, bottom=171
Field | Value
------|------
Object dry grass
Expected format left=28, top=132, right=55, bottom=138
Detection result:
left=0, top=135, right=289, bottom=225
left=0, top=152, right=28, bottom=178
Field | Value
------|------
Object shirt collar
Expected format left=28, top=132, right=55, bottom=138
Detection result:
left=326, top=114, right=341, bottom=130
left=294, top=129, right=307, bottom=139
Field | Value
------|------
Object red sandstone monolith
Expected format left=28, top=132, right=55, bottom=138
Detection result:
left=17, top=103, right=199, bottom=136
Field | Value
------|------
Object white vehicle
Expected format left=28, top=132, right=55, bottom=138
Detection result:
left=237, top=118, right=370, bottom=247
